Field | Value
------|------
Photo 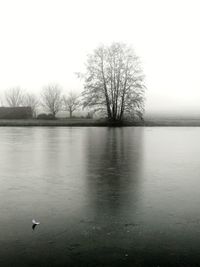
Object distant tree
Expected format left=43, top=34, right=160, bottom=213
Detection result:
left=23, top=93, right=39, bottom=118
left=81, top=42, right=146, bottom=121
left=40, top=84, right=62, bottom=118
left=0, top=95, right=3, bottom=106
left=5, top=87, right=25, bottom=107
left=63, top=92, right=80, bottom=118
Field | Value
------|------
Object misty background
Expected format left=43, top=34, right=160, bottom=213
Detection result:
left=0, top=0, right=200, bottom=118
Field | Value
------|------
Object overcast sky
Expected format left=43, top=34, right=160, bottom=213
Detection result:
left=0, top=0, right=200, bottom=115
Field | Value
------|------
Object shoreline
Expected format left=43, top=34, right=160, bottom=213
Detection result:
left=0, top=119, right=144, bottom=127
left=0, top=118, right=200, bottom=127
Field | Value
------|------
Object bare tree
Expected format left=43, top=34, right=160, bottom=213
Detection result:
left=81, top=42, right=145, bottom=121
left=23, top=93, right=39, bottom=118
left=63, top=92, right=80, bottom=118
left=5, top=87, right=25, bottom=107
left=40, top=84, right=62, bottom=118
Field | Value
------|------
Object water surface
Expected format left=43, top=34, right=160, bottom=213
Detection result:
left=0, top=127, right=200, bottom=266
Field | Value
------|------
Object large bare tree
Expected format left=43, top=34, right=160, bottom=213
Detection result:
left=81, top=43, right=145, bottom=121
left=5, top=87, right=25, bottom=107
left=63, top=92, right=80, bottom=118
left=23, top=93, right=39, bottom=117
left=40, top=84, right=62, bottom=118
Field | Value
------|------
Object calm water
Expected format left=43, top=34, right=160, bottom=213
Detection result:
left=0, top=127, right=200, bottom=266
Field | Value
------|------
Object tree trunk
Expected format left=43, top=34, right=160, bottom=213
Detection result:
left=52, top=111, right=56, bottom=119
left=69, top=109, right=72, bottom=118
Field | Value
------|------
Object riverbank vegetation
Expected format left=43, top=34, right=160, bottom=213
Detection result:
left=0, top=43, right=146, bottom=123
left=0, top=117, right=199, bottom=127
left=0, top=118, right=145, bottom=127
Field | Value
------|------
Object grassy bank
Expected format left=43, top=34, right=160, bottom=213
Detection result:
left=0, top=118, right=144, bottom=127
left=0, top=118, right=200, bottom=126
left=144, top=118, right=200, bottom=126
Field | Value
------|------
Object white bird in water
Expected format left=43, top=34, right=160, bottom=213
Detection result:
left=32, top=219, right=40, bottom=230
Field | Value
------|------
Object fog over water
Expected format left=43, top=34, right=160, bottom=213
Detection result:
left=0, top=0, right=200, bottom=116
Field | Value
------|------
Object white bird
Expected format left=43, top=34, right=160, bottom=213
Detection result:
left=32, top=219, right=40, bottom=230
left=32, top=219, right=40, bottom=225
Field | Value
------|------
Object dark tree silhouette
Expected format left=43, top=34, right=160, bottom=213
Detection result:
left=23, top=93, right=39, bottom=117
left=5, top=87, right=25, bottom=107
left=81, top=43, right=145, bottom=121
left=63, top=92, right=80, bottom=118
left=41, top=84, right=62, bottom=118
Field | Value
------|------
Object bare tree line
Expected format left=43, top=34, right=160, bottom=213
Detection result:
left=0, top=43, right=146, bottom=121
left=1, top=85, right=80, bottom=118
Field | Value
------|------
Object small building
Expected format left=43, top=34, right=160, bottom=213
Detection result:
left=0, top=107, right=33, bottom=119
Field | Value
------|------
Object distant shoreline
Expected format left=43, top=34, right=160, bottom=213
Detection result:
left=144, top=118, right=200, bottom=127
left=0, top=118, right=200, bottom=127
left=0, top=119, right=143, bottom=127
